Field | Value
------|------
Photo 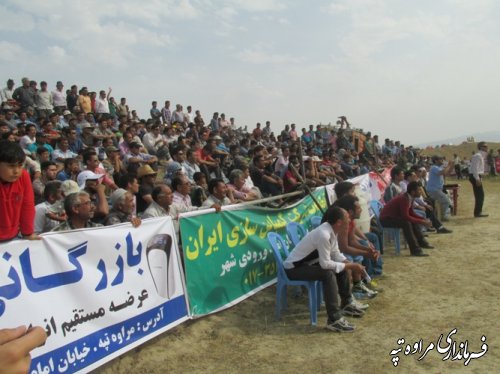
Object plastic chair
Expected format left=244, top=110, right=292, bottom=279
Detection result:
left=286, top=221, right=308, bottom=247
left=267, top=232, right=321, bottom=326
left=369, top=200, right=406, bottom=255
left=310, top=215, right=322, bottom=229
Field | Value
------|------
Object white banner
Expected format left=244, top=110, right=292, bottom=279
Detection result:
left=0, top=217, right=189, bottom=374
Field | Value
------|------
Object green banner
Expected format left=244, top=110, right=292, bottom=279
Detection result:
left=180, top=187, right=328, bottom=317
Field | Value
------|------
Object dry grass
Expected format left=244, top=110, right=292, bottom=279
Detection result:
left=99, top=177, right=500, bottom=374
left=420, top=141, right=500, bottom=161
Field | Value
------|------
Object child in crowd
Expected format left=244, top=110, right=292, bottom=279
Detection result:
left=0, top=140, right=37, bottom=241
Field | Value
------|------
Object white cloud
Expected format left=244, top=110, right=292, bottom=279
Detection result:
left=47, top=45, right=68, bottom=61
left=0, top=41, right=29, bottom=61
left=227, top=0, right=286, bottom=12
left=237, top=43, right=302, bottom=64
left=0, top=4, right=35, bottom=31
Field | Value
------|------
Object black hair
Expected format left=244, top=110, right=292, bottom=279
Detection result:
left=152, top=185, right=167, bottom=202
left=0, top=140, right=26, bottom=164
left=321, top=206, right=346, bottom=225
left=334, top=181, right=354, bottom=199
left=43, top=180, right=62, bottom=200
left=208, top=178, right=224, bottom=194
left=332, top=195, right=359, bottom=212
left=193, top=171, right=206, bottom=183
left=41, top=160, right=56, bottom=171
left=171, top=175, right=184, bottom=191
left=407, top=181, right=420, bottom=194
left=63, top=157, right=78, bottom=169
left=390, top=166, right=404, bottom=180
left=117, top=173, right=137, bottom=189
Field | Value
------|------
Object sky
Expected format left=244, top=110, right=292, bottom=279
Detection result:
left=1, top=0, right=500, bottom=145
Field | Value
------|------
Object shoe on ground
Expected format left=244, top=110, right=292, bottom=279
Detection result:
left=411, top=251, right=429, bottom=257
left=326, top=317, right=356, bottom=332
left=365, top=280, right=383, bottom=292
left=352, top=282, right=378, bottom=298
left=474, top=214, right=489, bottom=218
left=420, top=243, right=434, bottom=249
left=351, top=297, right=369, bottom=310
left=437, top=227, right=453, bottom=234
left=342, top=303, right=365, bottom=318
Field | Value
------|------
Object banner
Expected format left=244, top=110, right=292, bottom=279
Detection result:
left=179, top=187, right=328, bottom=317
left=0, top=217, right=188, bottom=374
left=325, top=173, right=383, bottom=205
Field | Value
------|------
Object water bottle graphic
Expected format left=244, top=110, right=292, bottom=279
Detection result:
left=146, top=234, right=176, bottom=299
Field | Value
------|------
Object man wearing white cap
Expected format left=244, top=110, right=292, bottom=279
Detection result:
left=104, top=188, right=141, bottom=227
left=77, top=170, right=109, bottom=221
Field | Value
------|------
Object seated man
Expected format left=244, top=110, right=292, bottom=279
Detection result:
left=426, top=155, right=454, bottom=221
left=104, top=188, right=141, bottom=227
left=283, top=206, right=367, bottom=332
left=202, top=178, right=235, bottom=207
left=332, top=195, right=381, bottom=296
left=383, top=166, right=404, bottom=202
left=52, top=191, right=103, bottom=231
left=143, top=184, right=180, bottom=235
left=380, top=181, right=434, bottom=257
left=334, top=181, right=383, bottom=277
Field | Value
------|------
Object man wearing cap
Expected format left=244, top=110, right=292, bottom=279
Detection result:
left=52, top=191, right=103, bottom=231
left=77, top=170, right=109, bottom=221
left=12, top=77, right=35, bottom=111
left=104, top=188, right=141, bottom=227
left=426, top=156, right=454, bottom=221
left=81, top=123, right=95, bottom=148
left=125, top=141, right=158, bottom=175
left=83, top=151, right=118, bottom=190
left=51, top=81, right=67, bottom=114
left=469, top=142, right=489, bottom=218
left=136, top=165, right=158, bottom=214
left=102, top=145, right=125, bottom=180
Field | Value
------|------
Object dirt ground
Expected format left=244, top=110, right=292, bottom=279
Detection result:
left=100, top=177, right=499, bottom=373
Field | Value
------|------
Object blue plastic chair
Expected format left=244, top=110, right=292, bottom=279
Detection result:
left=267, top=232, right=320, bottom=326
left=310, top=215, right=322, bottom=229
left=286, top=221, right=308, bottom=247
left=369, top=200, right=406, bottom=255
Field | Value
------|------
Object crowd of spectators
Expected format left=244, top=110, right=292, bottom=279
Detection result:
left=0, top=76, right=454, bottom=242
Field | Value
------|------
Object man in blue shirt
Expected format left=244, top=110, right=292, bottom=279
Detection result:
left=426, top=156, right=455, bottom=221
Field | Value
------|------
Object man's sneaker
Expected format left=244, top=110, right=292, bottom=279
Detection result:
left=326, top=317, right=356, bottom=333
left=342, top=303, right=365, bottom=318
left=353, top=282, right=378, bottom=297
left=351, top=298, right=369, bottom=310
left=437, top=227, right=453, bottom=234
left=365, top=280, right=383, bottom=293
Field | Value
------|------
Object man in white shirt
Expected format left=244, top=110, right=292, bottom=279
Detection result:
left=283, top=206, right=366, bottom=332
left=469, top=142, right=488, bottom=217
left=202, top=178, right=234, bottom=208
left=51, top=81, right=67, bottom=114
left=95, top=88, right=111, bottom=114
left=36, top=81, right=54, bottom=120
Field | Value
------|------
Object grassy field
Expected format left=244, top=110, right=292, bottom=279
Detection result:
left=99, top=176, right=500, bottom=373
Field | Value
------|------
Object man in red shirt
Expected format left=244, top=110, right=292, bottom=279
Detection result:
left=380, top=181, right=433, bottom=257
left=0, top=141, right=36, bottom=241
